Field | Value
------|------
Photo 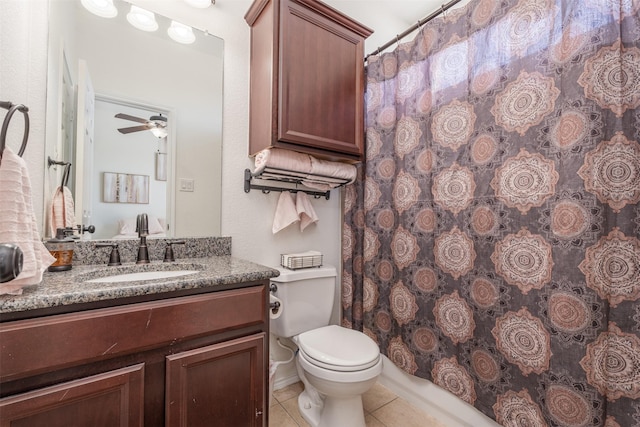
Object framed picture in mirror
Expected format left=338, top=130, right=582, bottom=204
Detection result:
left=103, top=172, right=149, bottom=204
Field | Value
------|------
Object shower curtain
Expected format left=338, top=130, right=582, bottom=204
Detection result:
left=342, top=0, right=640, bottom=425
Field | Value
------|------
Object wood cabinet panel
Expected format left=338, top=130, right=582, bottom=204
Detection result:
left=0, top=286, right=266, bottom=383
left=0, top=364, right=144, bottom=427
left=0, top=284, right=269, bottom=426
left=165, top=333, right=266, bottom=427
left=279, top=0, right=365, bottom=156
left=246, top=0, right=372, bottom=162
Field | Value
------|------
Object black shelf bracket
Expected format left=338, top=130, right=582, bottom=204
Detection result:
left=244, top=169, right=331, bottom=200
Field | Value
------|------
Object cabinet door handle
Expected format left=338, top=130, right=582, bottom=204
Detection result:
left=255, top=408, right=263, bottom=417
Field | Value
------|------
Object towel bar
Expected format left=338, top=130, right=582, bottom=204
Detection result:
left=244, top=169, right=335, bottom=200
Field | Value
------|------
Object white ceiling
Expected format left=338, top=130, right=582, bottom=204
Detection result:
left=213, top=0, right=472, bottom=57
left=322, top=0, right=471, bottom=55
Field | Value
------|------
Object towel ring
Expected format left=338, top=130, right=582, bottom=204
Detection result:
left=0, top=102, right=30, bottom=161
left=61, top=163, right=72, bottom=187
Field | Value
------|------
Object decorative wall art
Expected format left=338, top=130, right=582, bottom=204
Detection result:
left=103, top=172, right=149, bottom=204
left=155, top=152, right=167, bottom=181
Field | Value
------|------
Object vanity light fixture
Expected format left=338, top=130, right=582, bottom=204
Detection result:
left=126, top=5, right=159, bottom=32
left=80, top=0, right=117, bottom=18
left=183, top=0, right=215, bottom=8
left=167, top=21, right=196, bottom=44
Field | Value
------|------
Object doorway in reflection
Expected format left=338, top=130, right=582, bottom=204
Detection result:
left=90, top=97, right=171, bottom=239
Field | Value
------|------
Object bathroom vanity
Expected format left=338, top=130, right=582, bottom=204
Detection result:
left=0, top=246, right=278, bottom=427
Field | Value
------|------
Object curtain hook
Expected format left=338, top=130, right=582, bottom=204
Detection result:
left=396, top=34, right=401, bottom=47
left=441, top=4, right=446, bottom=17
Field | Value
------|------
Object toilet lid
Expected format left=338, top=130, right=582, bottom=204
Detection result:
left=297, top=325, right=380, bottom=371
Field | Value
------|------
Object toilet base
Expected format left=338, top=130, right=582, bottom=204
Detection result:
left=295, top=355, right=381, bottom=427
left=298, top=390, right=366, bottom=427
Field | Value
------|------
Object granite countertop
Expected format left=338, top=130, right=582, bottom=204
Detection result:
left=0, top=256, right=280, bottom=316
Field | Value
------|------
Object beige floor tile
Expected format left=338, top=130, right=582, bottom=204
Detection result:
left=269, top=404, right=300, bottom=427
left=362, top=382, right=397, bottom=412
left=273, top=382, right=305, bottom=404
left=372, top=398, right=442, bottom=427
left=365, top=413, right=387, bottom=427
left=281, top=396, right=312, bottom=427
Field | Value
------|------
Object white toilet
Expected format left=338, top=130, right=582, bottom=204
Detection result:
left=270, top=265, right=382, bottom=427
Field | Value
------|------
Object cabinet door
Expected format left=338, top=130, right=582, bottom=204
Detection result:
left=165, top=333, right=266, bottom=427
left=0, top=364, right=144, bottom=427
left=278, top=0, right=366, bottom=159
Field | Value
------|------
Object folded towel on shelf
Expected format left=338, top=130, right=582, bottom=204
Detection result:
left=296, top=192, right=319, bottom=231
left=309, top=156, right=357, bottom=184
left=254, top=148, right=313, bottom=175
left=253, top=147, right=356, bottom=191
left=0, top=148, right=55, bottom=295
left=49, top=185, right=76, bottom=237
left=272, top=191, right=299, bottom=234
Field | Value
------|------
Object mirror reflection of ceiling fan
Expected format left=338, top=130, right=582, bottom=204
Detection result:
left=115, top=113, right=168, bottom=138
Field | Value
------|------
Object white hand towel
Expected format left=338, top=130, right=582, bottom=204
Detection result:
left=296, top=192, right=319, bottom=231
left=0, top=148, right=56, bottom=295
left=49, top=185, right=76, bottom=237
left=272, top=191, right=299, bottom=234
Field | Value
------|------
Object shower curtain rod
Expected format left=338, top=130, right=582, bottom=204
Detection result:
left=364, top=0, right=465, bottom=61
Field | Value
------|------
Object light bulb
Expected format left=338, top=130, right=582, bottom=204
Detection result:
left=167, top=21, right=196, bottom=44
left=126, top=5, right=158, bottom=32
left=80, top=0, right=117, bottom=18
left=150, top=127, right=168, bottom=138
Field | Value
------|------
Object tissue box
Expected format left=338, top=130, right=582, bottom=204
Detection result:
left=281, top=251, right=323, bottom=270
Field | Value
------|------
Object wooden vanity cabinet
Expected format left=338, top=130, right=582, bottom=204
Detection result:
left=245, top=0, right=372, bottom=162
left=0, top=284, right=269, bottom=427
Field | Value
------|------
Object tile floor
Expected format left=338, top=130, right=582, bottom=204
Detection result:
left=270, top=381, right=448, bottom=427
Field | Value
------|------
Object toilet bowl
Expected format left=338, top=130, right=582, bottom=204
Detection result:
left=293, top=325, right=382, bottom=427
left=269, top=266, right=382, bottom=427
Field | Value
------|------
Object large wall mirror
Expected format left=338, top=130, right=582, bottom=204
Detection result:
left=45, top=0, right=223, bottom=239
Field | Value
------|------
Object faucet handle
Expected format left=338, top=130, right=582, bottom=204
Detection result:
left=95, top=243, right=121, bottom=266
left=163, top=240, right=186, bottom=262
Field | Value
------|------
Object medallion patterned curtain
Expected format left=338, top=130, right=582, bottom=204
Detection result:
left=342, top=0, right=640, bottom=425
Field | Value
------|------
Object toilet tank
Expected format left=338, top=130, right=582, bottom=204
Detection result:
left=270, top=265, right=337, bottom=338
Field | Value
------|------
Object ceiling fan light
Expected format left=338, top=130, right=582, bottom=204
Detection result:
left=80, top=0, right=117, bottom=18
left=183, top=0, right=212, bottom=8
left=167, top=21, right=196, bottom=44
left=150, top=127, right=168, bottom=138
left=127, top=5, right=158, bottom=32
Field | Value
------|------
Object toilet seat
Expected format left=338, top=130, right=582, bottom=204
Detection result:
left=296, top=325, right=380, bottom=372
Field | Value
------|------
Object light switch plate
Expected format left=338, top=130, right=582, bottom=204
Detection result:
left=179, top=178, right=195, bottom=192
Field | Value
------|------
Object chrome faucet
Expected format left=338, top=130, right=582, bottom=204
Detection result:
left=135, top=213, right=150, bottom=264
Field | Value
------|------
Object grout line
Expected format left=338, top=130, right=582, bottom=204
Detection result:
left=280, top=397, right=303, bottom=426
left=369, top=398, right=398, bottom=427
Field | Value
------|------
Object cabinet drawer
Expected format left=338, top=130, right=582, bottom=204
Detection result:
left=0, top=286, right=266, bottom=382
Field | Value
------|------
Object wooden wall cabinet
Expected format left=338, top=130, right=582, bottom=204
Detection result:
left=0, top=284, right=268, bottom=427
left=245, top=0, right=372, bottom=162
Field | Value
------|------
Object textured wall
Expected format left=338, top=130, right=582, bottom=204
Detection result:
left=0, top=0, right=49, bottom=233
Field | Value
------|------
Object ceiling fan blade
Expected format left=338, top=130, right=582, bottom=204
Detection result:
left=118, top=124, right=152, bottom=134
left=115, top=113, right=149, bottom=124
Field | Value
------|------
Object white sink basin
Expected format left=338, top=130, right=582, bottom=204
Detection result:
left=86, top=270, right=199, bottom=283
